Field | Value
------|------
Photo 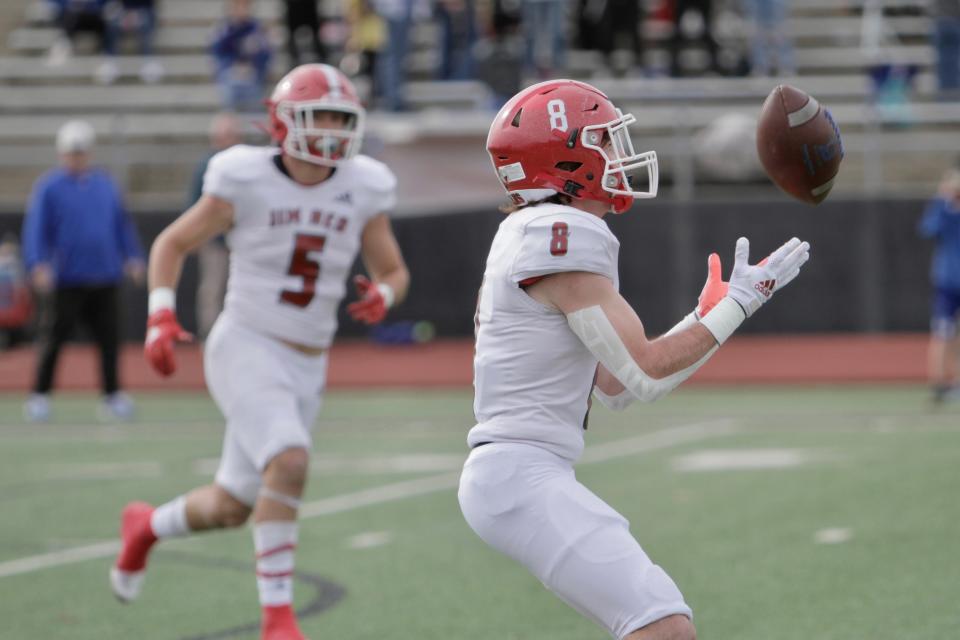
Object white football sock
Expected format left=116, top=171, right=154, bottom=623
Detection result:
left=150, top=495, right=190, bottom=539
left=254, top=521, right=298, bottom=607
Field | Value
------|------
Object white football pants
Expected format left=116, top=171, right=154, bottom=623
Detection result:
left=458, top=442, right=692, bottom=639
left=204, top=313, right=328, bottom=506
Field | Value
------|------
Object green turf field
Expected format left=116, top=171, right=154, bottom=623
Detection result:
left=0, top=386, right=957, bottom=640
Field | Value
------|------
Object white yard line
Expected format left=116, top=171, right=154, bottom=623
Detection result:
left=0, top=419, right=736, bottom=580
left=580, top=420, right=737, bottom=464
left=298, top=472, right=463, bottom=519
left=0, top=541, right=121, bottom=579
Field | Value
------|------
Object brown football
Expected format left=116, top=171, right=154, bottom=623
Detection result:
left=756, top=84, right=843, bottom=204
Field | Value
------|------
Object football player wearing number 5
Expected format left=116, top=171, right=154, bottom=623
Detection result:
left=109, top=64, right=409, bottom=640
left=459, top=79, right=810, bottom=640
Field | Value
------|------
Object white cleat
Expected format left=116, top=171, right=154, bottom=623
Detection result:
left=99, top=392, right=136, bottom=422
left=23, top=393, right=51, bottom=423
left=110, top=567, right=146, bottom=603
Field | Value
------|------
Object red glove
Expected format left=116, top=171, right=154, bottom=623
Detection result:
left=696, top=253, right=727, bottom=318
left=346, top=275, right=391, bottom=325
left=144, top=309, right=193, bottom=377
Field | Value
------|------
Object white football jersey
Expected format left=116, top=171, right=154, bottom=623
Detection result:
left=469, top=203, right=620, bottom=461
left=202, top=145, right=396, bottom=348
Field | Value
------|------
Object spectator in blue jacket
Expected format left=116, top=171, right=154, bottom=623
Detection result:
left=210, top=0, right=273, bottom=112
left=22, top=120, right=145, bottom=423
left=918, top=167, right=960, bottom=404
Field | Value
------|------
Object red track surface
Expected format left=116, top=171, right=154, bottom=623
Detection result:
left=0, top=334, right=928, bottom=392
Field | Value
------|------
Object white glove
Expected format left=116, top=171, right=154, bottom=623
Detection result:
left=726, top=236, right=810, bottom=317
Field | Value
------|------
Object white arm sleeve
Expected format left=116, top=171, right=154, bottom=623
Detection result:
left=593, top=386, right=635, bottom=411
left=593, top=311, right=699, bottom=410
left=571, top=306, right=718, bottom=405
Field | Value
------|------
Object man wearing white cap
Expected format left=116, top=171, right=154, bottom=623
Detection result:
left=21, top=120, right=146, bottom=422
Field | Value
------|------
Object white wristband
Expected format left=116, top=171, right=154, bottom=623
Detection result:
left=376, top=282, right=395, bottom=309
left=698, top=296, right=745, bottom=345
left=148, top=287, right=176, bottom=314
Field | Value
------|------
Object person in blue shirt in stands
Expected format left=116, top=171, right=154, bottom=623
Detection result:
left=919, top=167, right=960, bottom=404
left=22, top=120, right=145, bottom=422
left=210, top=0, right=273, bottom=112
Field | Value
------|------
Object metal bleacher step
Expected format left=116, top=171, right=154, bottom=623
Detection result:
left=0, top=54, right=254, bottom=84
left=0, top=83, right=221, bottom=113
left=23, top=0, right=282, bottom=26
left=790, top=0, right=928, bottom=13
left=15, top=77, right=491, bottom=112
left=2, top=99, right=959, bottom=148
left=592, top=72, right=939, bottom=104
left=10, top=25, right=227, bottom=55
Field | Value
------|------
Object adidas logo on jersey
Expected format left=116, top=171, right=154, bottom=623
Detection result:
left=334, top=192, right=353, bottom=205
left=754, top=279, right=776, bottom=298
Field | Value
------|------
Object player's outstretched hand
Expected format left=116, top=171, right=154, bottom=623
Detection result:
left=144, top=309, right=193, bottom=377
left=347, top=275, right=388, bottom=325
left=697, top=251, right=781, bottom=318
left=727, top=236, right=810, bottom=317
left=696, top=253, right=727, bottom=318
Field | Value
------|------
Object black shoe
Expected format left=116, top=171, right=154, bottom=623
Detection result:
left=931, top=384, right=959, bottom=404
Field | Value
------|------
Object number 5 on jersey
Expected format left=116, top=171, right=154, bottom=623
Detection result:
left=280, top=232, right=326, bottom=307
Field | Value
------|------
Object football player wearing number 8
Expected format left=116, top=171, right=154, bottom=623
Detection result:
left=459, top=79, right=810, bottom=640
left=110, top=64, right=409, bottom=640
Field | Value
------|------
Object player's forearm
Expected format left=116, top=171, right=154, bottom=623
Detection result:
left=147, top=229, right=189, bottom=295
left=592, top=323, right=719, bottom=409
left=639, top=323, right=718, bottom=380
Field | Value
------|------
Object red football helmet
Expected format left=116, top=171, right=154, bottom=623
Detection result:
left=486, top=79, right=658, bottom=214
left=267, top=63, right=365, bottom=166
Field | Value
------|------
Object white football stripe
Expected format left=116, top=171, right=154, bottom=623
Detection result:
left=787, top=97, right=820, bottom=128
left=810, top=175, right=836, bottom=197
left=320, top=64, right=342, bottom=99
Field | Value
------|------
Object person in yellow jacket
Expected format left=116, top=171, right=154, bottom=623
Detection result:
left=344, top=0, right=387, bottom=100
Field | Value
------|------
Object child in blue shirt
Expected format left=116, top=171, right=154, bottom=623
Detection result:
left=918, top=168, right=960, bottom=402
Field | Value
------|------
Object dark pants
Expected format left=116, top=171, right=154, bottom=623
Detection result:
left=34, top=285, right=121, bottom=395
left=597, top=0, right=643, bottom=65
left=435, top=0, right=476, bottom=80
left=60, top=8, right=116, bottom=54
left=669, top=0, right=720, bottom=76
left=361, top=50, right=379, bottom=98
left=935, top=16, right=960, bottom=95
left=285, top=0, right=326, bottom=66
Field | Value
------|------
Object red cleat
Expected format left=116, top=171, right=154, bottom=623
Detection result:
left=261, top=605, right=308, bottom=640
left=109, top=501, right=157, bottom=603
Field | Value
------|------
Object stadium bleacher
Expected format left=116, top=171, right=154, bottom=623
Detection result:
left=0, top=0, right=955, bottom=212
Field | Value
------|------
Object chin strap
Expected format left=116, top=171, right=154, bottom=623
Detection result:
left=611, top=194, right=632, bottom=214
